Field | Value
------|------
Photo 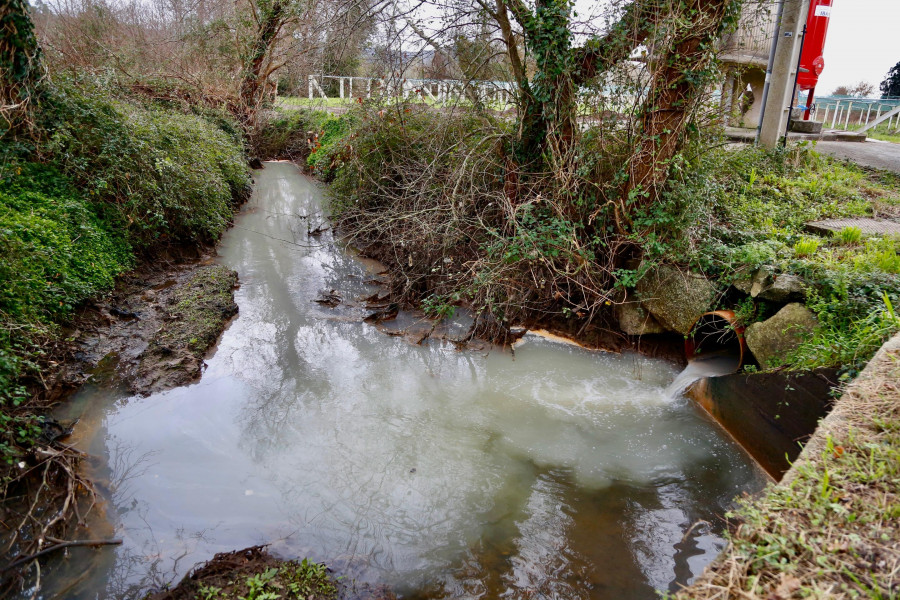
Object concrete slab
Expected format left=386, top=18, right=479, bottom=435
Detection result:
left=807, top=217, right=900, bottom=238
left=724, top=127, right=868, bottom=143
left=813, top=140, right=900, bottom=174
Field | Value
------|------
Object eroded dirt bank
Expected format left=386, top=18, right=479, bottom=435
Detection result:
left=70, top=257, right=239, bottom=397
left=0, top=251, right=240, bottom=595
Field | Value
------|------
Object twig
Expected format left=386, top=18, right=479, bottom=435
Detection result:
left=2, top=539, right=123, bottom=573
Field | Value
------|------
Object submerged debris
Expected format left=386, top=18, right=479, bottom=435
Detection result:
left=314, top=289, right=343, bottom=307
left=363, top=303, right=399, bottom=323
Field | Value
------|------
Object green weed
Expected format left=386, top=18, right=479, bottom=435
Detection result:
left=835, top=226, right=862, bottom=245
left=793, top=236, right=821, bottom=257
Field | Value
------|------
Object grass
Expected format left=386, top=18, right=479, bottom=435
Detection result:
left=868, top=131, right=900, bottom=144
left=277, top=96, right=355, bottom=108
left=674, top=144, right=900, bottom=373
left=276, top=94, right=515, bottom=112
left=675, top=333, right=900, bottom=600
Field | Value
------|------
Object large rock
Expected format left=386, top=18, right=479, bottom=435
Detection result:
left=733, top=268, right=771, bottom=296
left=745, top=303, right=819, bottom=368
left=616, top=299, right=666, bottom=336
left=755, top=274, right=807, bottom=302
left=636, top=265, right=717, bottom=335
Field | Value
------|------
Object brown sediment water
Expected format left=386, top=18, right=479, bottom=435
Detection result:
left=42, top=162, right=768, bottom=599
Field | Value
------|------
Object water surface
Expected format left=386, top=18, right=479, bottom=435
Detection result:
left=52, top=162, right=768, bottom=599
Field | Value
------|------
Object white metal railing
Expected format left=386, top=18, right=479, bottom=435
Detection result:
left=304, top=75, right=515, bottom=106
left=807, top=97, right=900, bottom=132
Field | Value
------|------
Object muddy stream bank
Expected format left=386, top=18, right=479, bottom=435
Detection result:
left=38, top=162, right=768, bottom=599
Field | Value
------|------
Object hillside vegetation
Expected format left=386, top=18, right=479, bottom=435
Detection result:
left=0, top=79, right=250, bottom=469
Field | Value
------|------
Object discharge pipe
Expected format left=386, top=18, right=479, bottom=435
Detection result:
left=685, top=310, right=748, bottom=368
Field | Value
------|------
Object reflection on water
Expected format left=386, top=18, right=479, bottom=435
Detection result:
left=48, top=162, right=768, bottom=599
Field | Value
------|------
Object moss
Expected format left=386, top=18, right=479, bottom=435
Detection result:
left=135, top=265, right=238, bottom=394
left=0, top=163, right=132, bottom=466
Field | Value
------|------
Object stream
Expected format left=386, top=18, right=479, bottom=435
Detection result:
left=46, top=161, right=768, bottom=599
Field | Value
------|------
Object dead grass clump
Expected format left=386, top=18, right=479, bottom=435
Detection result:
left=675, top=334, right=900, bottom=599
left=146, top=545, right=353, bottom=600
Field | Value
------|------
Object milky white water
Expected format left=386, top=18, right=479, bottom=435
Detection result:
left=43, top=162, right=767, bottom=599
left=665, top=354, right=743, bottom=399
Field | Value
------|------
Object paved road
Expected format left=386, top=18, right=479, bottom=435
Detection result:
left=814, top=140, right=900, bottom=173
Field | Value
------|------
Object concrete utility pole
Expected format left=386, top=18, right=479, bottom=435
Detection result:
left=759, top=0, right=810, bottom=148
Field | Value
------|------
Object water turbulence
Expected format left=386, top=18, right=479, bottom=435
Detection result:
left=52, top=162, right=768, bottom=599
left=665, top=354, right=742, bottom=400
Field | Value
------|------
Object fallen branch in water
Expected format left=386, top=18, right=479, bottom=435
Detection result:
left=2, top=538, right=123, bottom=573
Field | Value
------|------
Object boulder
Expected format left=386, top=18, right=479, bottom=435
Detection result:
left=745, top=303, right=819, bottom=368
left=756, top=274, right=807, bottom=303
left=636, top=265, right=717, bottom=335
left=616, top=300, right=666, bottom=336
left=733, top=268, right=771, bottom=296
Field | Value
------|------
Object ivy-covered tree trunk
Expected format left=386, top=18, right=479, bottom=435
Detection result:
left=239, top=0, right=288, bottom=123
left=493, top=0, right=658, bottom=164
left=514, top=0, right=576, bottom=162
left=0, top=0, right=43, bottom=129
left=618, top=0, right=740, bottom=228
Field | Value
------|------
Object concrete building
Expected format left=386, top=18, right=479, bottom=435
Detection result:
left=720, top=2, right=779, bottom=128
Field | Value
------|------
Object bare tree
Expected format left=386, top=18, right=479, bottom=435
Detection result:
left=832, top=81, right=875, bottom=98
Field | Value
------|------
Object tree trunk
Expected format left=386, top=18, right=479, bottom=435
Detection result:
left=618, top=0, right=737, bottom=228
left=1, top=0, right=42, bottom=127
left=239, top=0, right=286, bottom=123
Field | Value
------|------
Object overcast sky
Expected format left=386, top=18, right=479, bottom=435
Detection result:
left=817, top=0, right=899, bottom=96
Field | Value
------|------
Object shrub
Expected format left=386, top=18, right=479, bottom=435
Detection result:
left=251, top=108, right=329, bottom=161
left=0, top=80, right=251, bottom=467
left=40, top=81, right=251, bottom=246
left=0, top=163, right=131, bottom=465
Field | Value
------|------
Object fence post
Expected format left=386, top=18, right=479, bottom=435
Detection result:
left=844, top=101, right=852, bottom=130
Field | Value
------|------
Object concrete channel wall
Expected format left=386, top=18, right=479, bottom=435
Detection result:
left=676, top=333, right=900, bottom=598
left=687, top=368, right=839, bottom=478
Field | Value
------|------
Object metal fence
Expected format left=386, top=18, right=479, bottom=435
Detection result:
left=804, top=95, right=900, bottom=131
left=306, top=75, right=515, bottom=106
